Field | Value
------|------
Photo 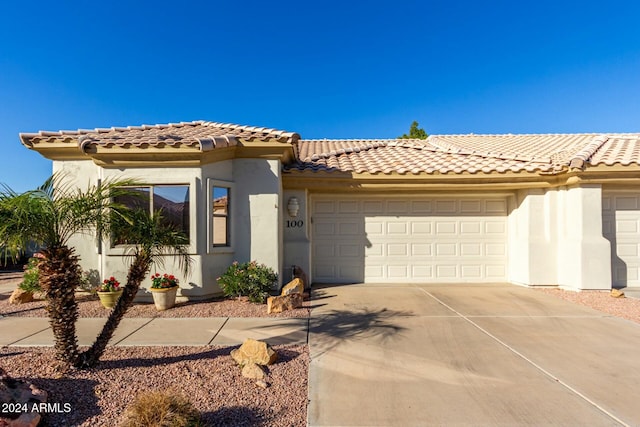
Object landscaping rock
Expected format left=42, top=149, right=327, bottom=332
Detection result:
left=281, top=277, right=304, bottom=296
left=610, top=289, right=625, bottom=298
left=255, top=380, right=268, bottom=389
left=231, top=338, right=278, bottom=366
left=267, top=293, right=303, bottom=314
left=241, top=362, right=266, bottom=380
left=8, top=289, right=34, bottom=305
left=0, top=367, right=47, bottom=427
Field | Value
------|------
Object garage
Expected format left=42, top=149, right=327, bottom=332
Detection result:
left=602, top=191, right=640, bottom=287
left=311, top=195, right=508, bottom=283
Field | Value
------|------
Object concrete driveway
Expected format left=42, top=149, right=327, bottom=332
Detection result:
left=308, top=283, right=640, bottom=426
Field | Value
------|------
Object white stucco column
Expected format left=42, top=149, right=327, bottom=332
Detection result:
left=508, top=189, right=557, bottom=286
left=556, top=184, right=611, bottom=290
left=232, top=158, right=282, bottom=284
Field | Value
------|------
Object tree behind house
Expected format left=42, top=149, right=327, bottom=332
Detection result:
left=399, top=121, right=428, bottom=139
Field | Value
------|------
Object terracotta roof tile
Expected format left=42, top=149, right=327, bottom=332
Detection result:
left=21, top=120, right=300, bottom=151
left=288, top=133, right=640, bottom=175
left=590, top=135, right=640, bottom=166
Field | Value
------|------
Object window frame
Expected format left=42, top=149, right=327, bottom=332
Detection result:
left=208, top=179, right=234, bottom=254
left=107, top=183, right=194, bottom=255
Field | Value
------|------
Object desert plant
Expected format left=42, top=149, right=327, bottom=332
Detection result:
left=0, top=175, right=139, bottom=367
left=122, top=389, right=201, bottom=427
left=78, top=208, right=191, bottom=368
left=18, top=257, right=41, bottom=293
left=217, top=260, right=278, bottom=303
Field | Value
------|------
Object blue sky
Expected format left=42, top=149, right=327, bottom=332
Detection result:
left=2, top=0, right=640, bottom=192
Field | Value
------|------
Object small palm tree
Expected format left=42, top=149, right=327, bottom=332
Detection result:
left=0, top=175, right=138, bottom=367
left=78, top=208, right=191, bottom=368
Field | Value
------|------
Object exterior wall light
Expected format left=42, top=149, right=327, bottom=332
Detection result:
left=287, top=196, right=300, bottom=217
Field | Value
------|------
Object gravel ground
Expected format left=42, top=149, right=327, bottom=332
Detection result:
left=1, top=273, right=310, bottom=426
left=4, top=270, right=640, bottom=426
left=0, top=275, right=311, bottom=319
left=537, top=288, right=640, bottom=324
left=0, top=345, right=309, bottom=426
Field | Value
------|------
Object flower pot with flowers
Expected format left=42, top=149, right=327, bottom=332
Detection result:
left=97, top=277, right=123, bottom=309
left=149, top=273, right=179, bottom=311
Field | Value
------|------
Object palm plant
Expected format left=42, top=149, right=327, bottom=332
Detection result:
left=0, top=175, right=138, bottom=367
left=78, top=207, right=191, bottom=368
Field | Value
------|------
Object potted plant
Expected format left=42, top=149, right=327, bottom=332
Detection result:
left=97, top=276, right=122, bottom=309
left=149, top=273, right=179, bottom=311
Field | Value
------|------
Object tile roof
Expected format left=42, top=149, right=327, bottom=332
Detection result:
left=288, top=133, right=640, bottom=175
left=20, top=120, right=300, bottom=151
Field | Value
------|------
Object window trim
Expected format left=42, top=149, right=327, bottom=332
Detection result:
left=208, top=179, right=234, bottom=254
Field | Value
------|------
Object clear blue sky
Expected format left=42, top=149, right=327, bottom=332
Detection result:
left=2, top=0, right=640, bottom=192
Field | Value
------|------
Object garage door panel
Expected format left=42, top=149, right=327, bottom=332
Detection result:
left=411, top=201, right=433, bottom=213
left=388, top=201, right=409, bottom=213
left=485, top=199, right=508, bottom=214
left=411, top=222, right=432, bottom=234
left=387, top=244, right=408, bottom=256
left=603, top=191, right=640, bottom=287
left=460, top=200, right=482, bottom=213
left=312, top=196, right=508, bottom=283
left=363, top=201, right=384, bottom=213
left=338, top=201, right=359, bottom=213
left=411, top=243, right=431, bottom=256
left=436, top=222, right=456, bottom=234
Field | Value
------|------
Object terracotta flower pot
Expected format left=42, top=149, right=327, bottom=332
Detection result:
left=97, top=289, right=123, bottom=309
left=150, top=286, right=178, bottom=311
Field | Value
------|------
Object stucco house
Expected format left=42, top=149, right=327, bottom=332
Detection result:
left=20, top=121, right=640, bottom=298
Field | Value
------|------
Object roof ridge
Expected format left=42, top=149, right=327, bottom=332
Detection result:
left=304, top=141, right=390, bottom=161
left=569, top=135, right=610, bottom=170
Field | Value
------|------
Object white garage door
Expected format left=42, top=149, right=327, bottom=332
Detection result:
left=603, top=191, right=640, bottom=287
left=312, top=196, right=508, bottom=283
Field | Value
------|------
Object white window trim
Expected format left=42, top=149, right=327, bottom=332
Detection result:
left=208, top=179, right=235, bottom=254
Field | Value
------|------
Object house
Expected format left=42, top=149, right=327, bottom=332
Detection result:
left=20, top=121, right=640, bottom=298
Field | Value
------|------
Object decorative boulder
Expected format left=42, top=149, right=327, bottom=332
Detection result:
left=267, top=293, right=303, bottom=314
left=9, top=289, right=34, bottom=305
left=241, top=362, right=266, bottom=380
left=0, top=367, right=47, bottom=427
left=610, top=289, right=625, bottom=298
left=231, top=338, right=278, bottom=366
left=280, top=277, right=304, bottom=296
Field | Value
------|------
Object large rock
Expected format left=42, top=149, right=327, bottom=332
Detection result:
left=0, top=367, right=47, bottom=427
left=241, top=362, right=266, bottom=380
left=231, top=338, right=278, bottom=366
left=280, top=277, right=304, bottom=296
left=610, top=289, right=625, bottom=298
left=267, top=293, right=303, bottom=314
left=8, top=289, right=34, bottom=305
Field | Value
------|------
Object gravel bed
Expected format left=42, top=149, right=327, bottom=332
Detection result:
left=0, top=275, right=311, bottom=318
left=537, top=288, right=640, bottom=324
left=0, top=345, right=308, bottom=426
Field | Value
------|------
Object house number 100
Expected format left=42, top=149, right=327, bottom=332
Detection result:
left=286, top=220, right=304, bottom=228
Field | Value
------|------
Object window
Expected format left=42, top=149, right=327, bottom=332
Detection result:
left=212, top=186, right=230, bottom=246
left=113, top=185, right=190, bottom=245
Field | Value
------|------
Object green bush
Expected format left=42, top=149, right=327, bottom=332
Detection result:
left=19, top=257, right=41, bottom=293
left=217, top=261, right=278, bottom=303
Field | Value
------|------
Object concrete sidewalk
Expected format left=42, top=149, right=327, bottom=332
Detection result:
left=308, top=283, right=640, bottom=426
left=0, top=316, right=309, bottom=347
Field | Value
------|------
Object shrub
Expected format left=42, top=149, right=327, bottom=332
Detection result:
left=19, top=257, right=40, bottom=293
left=122, top=389, right=201, bottom=427
left=217, top=261, right=278, bottom=303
